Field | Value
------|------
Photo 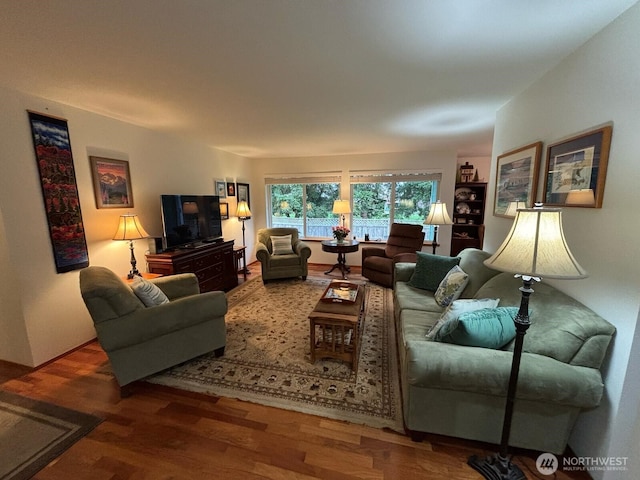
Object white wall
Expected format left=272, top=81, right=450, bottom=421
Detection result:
left=0, top=86, right=251, bottom=367
left=485, top=4, right=640, bottom=478
left=247, top=150, right=459, bottom=266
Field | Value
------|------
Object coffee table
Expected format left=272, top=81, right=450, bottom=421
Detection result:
left=308, top=281, right=365, bottom=372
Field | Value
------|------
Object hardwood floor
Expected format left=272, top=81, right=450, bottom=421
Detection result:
left=0, top=263, right=590, bottom=479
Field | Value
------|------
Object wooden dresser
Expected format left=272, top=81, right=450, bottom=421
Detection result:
left=145, top=240, right=238, bottom=292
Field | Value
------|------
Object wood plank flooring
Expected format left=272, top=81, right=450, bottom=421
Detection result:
left=0, top=263, right=591, bottom=479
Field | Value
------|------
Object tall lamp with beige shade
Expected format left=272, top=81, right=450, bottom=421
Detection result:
left=423, top=200, right=453, bottom=254
left=468, top=205, right=587, bottom=479
left=332, top=200, right=351, bottom=227
left=113, top=214, right=150, bottom=279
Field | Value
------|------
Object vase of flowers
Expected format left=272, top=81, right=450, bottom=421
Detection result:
left=332, top=225, right=350, bottom=243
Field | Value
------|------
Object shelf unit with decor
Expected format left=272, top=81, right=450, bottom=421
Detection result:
left=451, top=182, right=487, bottom=256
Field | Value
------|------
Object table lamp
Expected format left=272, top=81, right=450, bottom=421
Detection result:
left=504, top=200, right=527, bottom=218
left=468, top=205, right=587, bottom=479
left=113, top=214, right=150, bottom=279
left=566, top=189, right=595, bottom=206
left=332, top=200, right=351, bottom=227
left=423, top=200, right=453, bottom=254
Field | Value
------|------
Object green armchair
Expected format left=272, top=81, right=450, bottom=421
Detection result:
left=255, top=228, right=311, bottom=282
left=79, top=266, right=227, bottom=395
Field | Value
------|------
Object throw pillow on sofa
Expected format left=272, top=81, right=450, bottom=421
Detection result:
left=434, top=265, right=469, bottom=307
left=427, top=298, right=500, bottom=340
left=131, top=276, right=170, bottom=307
left=271, top=234, right=294, bottom=255
left=434, top=306, right=518, bottom=349
left=408, top=252, right=460, bottom=292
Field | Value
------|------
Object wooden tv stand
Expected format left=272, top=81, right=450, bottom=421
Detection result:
left=145, top=240, right=238, bottom=292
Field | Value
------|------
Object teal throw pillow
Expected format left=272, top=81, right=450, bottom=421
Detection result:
left=435, top=307, right=518, bottom=349
left=408, top=252, right=460, bottom=292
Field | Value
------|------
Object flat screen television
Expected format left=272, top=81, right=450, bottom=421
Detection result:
left=160, top=194, right=223, bottom=249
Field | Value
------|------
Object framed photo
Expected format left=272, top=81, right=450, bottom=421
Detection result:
left=28, top=111, right=89, bottom=273
left=226, top=179, right=236, bottom=197
left=215, top=179, right=227, bottom=198
left=237, top=182, right=250, bottom=207
left=542, top=125, right=612, bottom=208
left=493, top=142, right=542, bottom=217
left=219, top=202, right=229, bottom=220
left=89, top=156, right=134, bottom=208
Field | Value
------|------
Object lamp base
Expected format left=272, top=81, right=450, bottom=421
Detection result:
left=468, top=454, right=525, bottom=480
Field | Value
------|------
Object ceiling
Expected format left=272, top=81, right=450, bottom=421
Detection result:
left=1, top=0, right=636, bottom=159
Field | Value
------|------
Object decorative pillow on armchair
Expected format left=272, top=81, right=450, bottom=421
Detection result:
left=434, top=306, right=518, bottom=349
left=408, top=252, right=460, bottom=292
left=131, top=276, right=170, bottom=307
left=271, top=234, right=294, bottom=255
left=434, top=265, right=469, bottom=307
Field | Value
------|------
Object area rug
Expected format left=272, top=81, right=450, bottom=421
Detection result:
left=148, top=275, right=404, bottom=432
left=0, top=390, right=102, bottom=480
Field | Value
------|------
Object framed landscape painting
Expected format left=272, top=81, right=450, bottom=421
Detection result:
left=237, top=182, right=250, bottom=208
left=542, top=125, right=612, bottom=208
left=89, top=156, right=134, bottom=208
left=493, top=142, right=542, bottom=217
left=28, top=111, right=89, bottom=273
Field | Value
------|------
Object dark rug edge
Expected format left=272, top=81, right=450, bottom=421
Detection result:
left=0, top=389, right=103, bottom=480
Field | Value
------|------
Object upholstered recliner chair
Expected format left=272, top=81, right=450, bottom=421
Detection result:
left=255, top=227, right=311, bottom=282
left=362, top=223, right=425, bottom=287
left=79, top=266, right=227, bottom=395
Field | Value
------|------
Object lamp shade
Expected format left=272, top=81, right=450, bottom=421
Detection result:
left=236, top=200, right=252, bottom=220
left=484, top=207, right=587, bottom=279
left=423, top=201, right=453, bottom=226
left=566, top=189, right=595, bottom=206
left=182, top=201, right=199, bottom=214
left=504, top=200, right=527, bottom=217
left=113, top=214, right=149, bottom=241
left=332, top=199, right=351, bottom=215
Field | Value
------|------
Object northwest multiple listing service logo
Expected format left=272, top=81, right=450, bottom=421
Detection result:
left=536, top=453, right=628, bottom=475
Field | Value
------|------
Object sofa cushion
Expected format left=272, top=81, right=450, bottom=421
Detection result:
left=131, top=276, right=170, bottom=307
left=434, top=265, right=469, bottom=307
left=271, top=234, right=294, bottom=255
left=427, top=298, right=500, bottom=340
left=394, top=281, right=444, bottom=314
left=474, top=273, right=616, bottom=368
left=435, top=307, right=518, bottom=349
left=408, top=252, right=460, bottom=292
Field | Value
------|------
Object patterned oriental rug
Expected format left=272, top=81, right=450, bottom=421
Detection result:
left=148, top=275, right=404, bottom=432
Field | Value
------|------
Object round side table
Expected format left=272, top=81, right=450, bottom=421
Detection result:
left=321, top=239, right=360, bottom=280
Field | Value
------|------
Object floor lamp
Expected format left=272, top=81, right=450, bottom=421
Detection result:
left=113, top=214, right=150, bottom=279
left=423, top=200, right=453, bottom=254
left=468, top=205, right=587, bottom=480
left=236, top=200, right=252, bottom=274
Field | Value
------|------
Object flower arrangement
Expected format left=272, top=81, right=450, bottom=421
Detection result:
left=332, top=225, right=350, bottom=242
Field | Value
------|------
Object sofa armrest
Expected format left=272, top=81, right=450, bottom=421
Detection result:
left=151, top=273, right=200, bottom=299
left=394, top=262, right=416, bottom=283
left=404, top=340, right=604, bottom=408
left=96, top=290, right=228, bottom=351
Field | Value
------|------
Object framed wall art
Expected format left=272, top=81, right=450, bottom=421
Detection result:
left=89, top=156, right=134, bottom=208
left=219, top=202, right=229, bottom=220
left=237, top=182, right=250, bottom=208
left=28, top=110, right=90, bottom=273
left=493, top=141, right=542, bottom=217
left=226, top=179, right=236, bottom=197
left=542, top=125, right=612, bottom=208
left=215, top=179, right=227, bottom=198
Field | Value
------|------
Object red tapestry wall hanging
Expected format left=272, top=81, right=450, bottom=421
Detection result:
left=28, top=111, right=89, bottom=273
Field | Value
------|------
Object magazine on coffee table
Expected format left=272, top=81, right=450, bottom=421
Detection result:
left=320, top=281, right=359, bottom=303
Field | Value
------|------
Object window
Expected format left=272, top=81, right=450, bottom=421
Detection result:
left=266, top=174, right=341, bottom=238
left=350, top=172, right=440, bottom=241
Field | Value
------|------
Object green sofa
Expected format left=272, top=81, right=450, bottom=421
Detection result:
left=80, top=266, right=227, bottom=395
left=394, top=248, right=615, bottom=454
